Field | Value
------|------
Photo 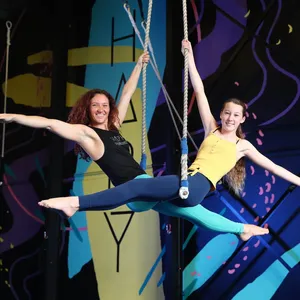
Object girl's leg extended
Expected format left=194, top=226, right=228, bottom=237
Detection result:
left=153, top=202, right=244, bottom=234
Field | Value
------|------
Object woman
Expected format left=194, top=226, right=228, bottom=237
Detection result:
left=0, top=49, right=269, bottom=241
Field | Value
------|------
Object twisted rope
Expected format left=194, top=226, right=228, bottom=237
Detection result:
left=179, top=0, right=189, bottom=199
left=2, top=21, right=12, bottom=159
left=123, top=3, right=199, bottom=152
left=140, top=0, right=153, bottom=170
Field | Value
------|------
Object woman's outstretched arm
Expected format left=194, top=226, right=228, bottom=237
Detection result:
left=0, top=113, right=101, bottom=158
left=117, top=52, right=150, bottom=126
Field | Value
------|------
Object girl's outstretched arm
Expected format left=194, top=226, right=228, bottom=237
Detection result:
left=182, top=40, right=217, bottom=135
left=242, top=139, right=300, bottom=186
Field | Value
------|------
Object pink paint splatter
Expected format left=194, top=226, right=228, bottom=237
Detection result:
left=270, top=194, right=275, bottom=203
left=245, top=103, right=248, bottom=109
left=243, top=256, right=248, bottom=261
left=254, top=240, right=260, bottom=248
left=265, top=170, right=269, bottom=176
left=250, top=165, right=255, bottom=175
left=235, top=264, right=241, bottom=268
left=231, top=241, right=237, bottom=245
left=207, top=256, right=212, bottom=260
left=234, top=81, right=240, bottom=86
left=242, top=192, right=246, bottom=197
left=240, top=207, right=245, bottom=214
left=252, top=203, right=257, bottom=208
left=254, top=216, right=260, bottom=222
left=191, top=271, right=197, bottom=276
left=252, top=113, right=257, bottom=119
left=265, top=182, right=271, bottom=192
left=256, top=138, right=263, bottom=146
left=223, top=261, right=227, bottom=265
left=264, top=223, right=269, bottom=229
left=258, top=130, right=264, bottom=137
left=246, top=111, right=250, bottom=118
left=243, top=246, right=249, bottom=252
left=197, top=273, right=201, bottom=277
left=264, top=196, right=269, bottom=204
left=259, top=187, right=264, bottom=195
left=228, top=269, right=236, bottom=275
left=266, top=207, right=271, bottom=212
left=272, top=175, right=276, bottom=184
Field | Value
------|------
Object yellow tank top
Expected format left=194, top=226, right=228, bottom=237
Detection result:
left=188, top=130, right=238, bottom=189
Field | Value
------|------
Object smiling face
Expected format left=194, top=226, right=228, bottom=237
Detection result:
left=220, top=101, right=246, bottom=133
left=89, top=93, right=111, bottom=129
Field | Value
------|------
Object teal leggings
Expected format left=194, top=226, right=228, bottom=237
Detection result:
left=126, top=174, right=244, bottom=234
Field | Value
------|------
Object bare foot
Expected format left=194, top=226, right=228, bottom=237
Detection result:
left=38, top=196, right=79, bottom=218
left=239, top=224, right=269, bottom=241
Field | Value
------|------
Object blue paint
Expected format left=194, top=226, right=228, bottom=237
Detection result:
left=34, top=156, right=47, bottom=187
left=233, top=243, right=300, bottom=299
left=182, top=225, right=198, bottom=251
left=139, top=245, right=166, bottom=295
left=183, top=234, right=239, bottom=298
left=157, top=272, right=166, bottom=287
left=4, top=163, right=17, bottom=179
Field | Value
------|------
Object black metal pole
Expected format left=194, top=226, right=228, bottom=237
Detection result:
left=44, top=2, right=69, bottom=300
left=166, top=0, right=184, bottom=299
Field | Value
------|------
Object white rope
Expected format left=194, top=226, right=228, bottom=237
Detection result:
left=140, top=0, right=153, bottom=169
left=179, top=0, right=189, bottom=199
left=123, top=3, right=199, bottom=152
left=2, top=21, right=12, bottom=159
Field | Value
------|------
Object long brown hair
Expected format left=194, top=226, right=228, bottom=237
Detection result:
left=222, top=98, right=247, bottom=195
left=67, top=89, right=120, bottom=160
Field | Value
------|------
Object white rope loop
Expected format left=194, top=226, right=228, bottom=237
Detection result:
left=2, top=21, right=12, bottom=158
left=179, top=0, right=189, bottom=199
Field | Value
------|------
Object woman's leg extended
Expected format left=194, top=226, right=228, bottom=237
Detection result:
left=79, top=175, right=181, bottom=211
left=153, top=202, right=244, bottom=234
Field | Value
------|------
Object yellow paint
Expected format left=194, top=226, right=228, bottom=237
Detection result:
left=288, top=24, right=293, bottom=33
left=66, top=84, right=89, bottom=107
left=276, top=39, right=281, bottom=45
left=27, top=51, right=52, bottom=65
left=68, top=46, right=143, bottom=66
left=3, top=78, right=90, bottom=108
left=5, top=46, right=144, bottom=108
left=83, top=91, right=164, bottom=299
left=27, top=46, right=144, bottom=66
left=244, top=10, right=250, bottom=18
left=2, top=74, right=51, bottom=107
left=0, top=237, right=3, bottom=242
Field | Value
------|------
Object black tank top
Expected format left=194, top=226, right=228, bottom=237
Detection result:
left=91, top=127, right=145, bottom=186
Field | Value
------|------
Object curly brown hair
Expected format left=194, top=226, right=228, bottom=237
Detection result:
left=222, top=98, right=247, bottom=195
left=67, top=89, right=120, bottom=160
